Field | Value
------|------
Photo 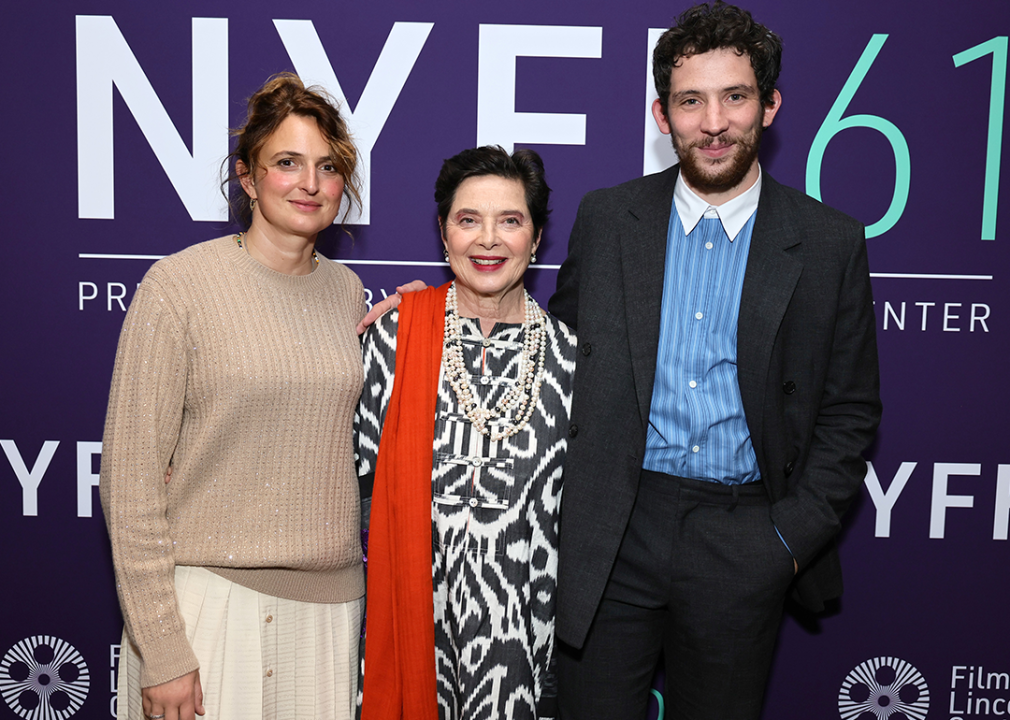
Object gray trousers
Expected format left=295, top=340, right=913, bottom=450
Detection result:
left=557, top=470, right=795, bottom=720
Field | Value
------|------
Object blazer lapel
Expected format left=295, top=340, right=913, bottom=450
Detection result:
left=620, top=166, right=679, bottom=430
left=737, top=173, right=804, bottom=460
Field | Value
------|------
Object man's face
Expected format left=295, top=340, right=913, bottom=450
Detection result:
left=652, top=47, right=781, bottom=203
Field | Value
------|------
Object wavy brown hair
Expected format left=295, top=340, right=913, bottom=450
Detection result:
left=653, top=2, right=783, bottom=113
left=222, top=73, right=361, bottom=226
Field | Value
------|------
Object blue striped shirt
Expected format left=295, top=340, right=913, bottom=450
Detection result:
left=642, top=175, right=761, bottom=484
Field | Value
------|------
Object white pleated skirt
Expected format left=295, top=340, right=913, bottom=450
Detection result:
left=117, top=565, right=363, bottom=720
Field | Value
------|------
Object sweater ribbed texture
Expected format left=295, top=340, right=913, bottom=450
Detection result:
left=99, top=235, right=366, bottom=687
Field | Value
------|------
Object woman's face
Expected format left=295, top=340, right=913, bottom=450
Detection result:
left=442, top=175, right=539, bottom=309
left=240, top=114, right=344, bottom=241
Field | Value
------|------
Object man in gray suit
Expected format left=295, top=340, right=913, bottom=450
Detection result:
left=548, top=3, right=881, bottom=719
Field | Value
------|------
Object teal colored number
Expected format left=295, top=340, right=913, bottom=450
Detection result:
left=953, top=37, right=1008, bottom=241
left=651, top=689, right=665, bottom=720
left=805, top=35, right=911, bottom=238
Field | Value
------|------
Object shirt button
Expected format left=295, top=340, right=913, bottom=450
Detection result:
left=581, top=342, right=592, bottom=356
left=471, top=458, right=482, bottom=467
left=705, top=241, right=714, bottom=250
left=695, top=312, right=703, bottom=320
left=692, top=445, right=700, bottom=453
left=482, top=338, right=491, bottom=347
left=468, top=498, right=479, bottom=507
left=480, top=376, right=490, bottom=385
left=783, top=381, right=796, bottom=394
left=265, top=615, right=273, bottom=623
left=689, top=380, right=697, bottom=389
left=569, top=424, right=579, bottom=437
left=266, top=669, right=273, bottom=677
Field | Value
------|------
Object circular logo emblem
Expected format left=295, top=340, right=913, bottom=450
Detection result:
left=838, top=656, right=930, bottom=720
left=0, top=636, right=90, bottom=719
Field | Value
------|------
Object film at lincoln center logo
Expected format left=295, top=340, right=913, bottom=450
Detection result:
left=0, top=636, right=90, bottom=719
left=839, top=656, right=930, bottom=720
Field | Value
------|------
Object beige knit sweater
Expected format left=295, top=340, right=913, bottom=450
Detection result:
left=99, top=236, right=366, bottom=688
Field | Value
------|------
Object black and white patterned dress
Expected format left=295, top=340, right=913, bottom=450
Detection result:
left=356, top=303, right=577, bottom=720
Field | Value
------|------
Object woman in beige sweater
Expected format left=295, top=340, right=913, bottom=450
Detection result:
left=100, top=74, right=366, bottom=720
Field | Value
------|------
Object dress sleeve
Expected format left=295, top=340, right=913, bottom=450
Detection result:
left=354, top=309, right=400, bottom=482
left=99, top=277, right=199, bottom=687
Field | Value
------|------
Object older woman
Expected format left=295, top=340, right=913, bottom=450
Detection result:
left=100, top=74, right=366, bottom=720
left=356, top=146, right=577, bottom=720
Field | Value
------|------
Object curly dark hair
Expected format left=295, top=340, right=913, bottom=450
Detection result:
left=434, top=146, right=551, bottom=240
left=653, top=2, right=782, bottom=112
left=222, top=72, right=361, bottom=226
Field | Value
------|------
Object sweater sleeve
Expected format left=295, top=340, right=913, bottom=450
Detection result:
left=99, top=276, right=199, bottom=687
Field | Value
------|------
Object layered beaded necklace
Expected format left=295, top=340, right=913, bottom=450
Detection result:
left=443, top=281, right=546, bottom=441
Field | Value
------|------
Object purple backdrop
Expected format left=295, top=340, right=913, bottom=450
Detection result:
left=3, top=0, right=1009, bottom=717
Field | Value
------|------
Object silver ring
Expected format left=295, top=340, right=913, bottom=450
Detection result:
left=146, top=714, right=165, bottom=719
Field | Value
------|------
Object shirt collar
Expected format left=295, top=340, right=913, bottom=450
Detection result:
left=674, top=165, right=762, bottom=242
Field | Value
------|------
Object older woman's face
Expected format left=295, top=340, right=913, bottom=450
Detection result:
left=240, top=114, right=344, bottom=241
left=442, top=175, right=539, bottom=309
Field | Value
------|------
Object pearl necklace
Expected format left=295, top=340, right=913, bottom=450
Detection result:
left=443, top=282, right=546, bottom=441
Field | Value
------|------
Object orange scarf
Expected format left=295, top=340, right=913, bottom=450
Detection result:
left=361, top=283, right=449, bottom=720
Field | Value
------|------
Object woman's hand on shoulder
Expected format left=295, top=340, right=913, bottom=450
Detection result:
left=142, top=669, right=204, bottom=720
left=356, top=280, right=428, bottom=335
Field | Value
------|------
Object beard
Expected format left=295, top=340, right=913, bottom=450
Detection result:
left=673, top=116, right=763, bottom=196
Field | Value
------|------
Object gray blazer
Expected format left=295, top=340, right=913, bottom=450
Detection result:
left=548, top=165, right=882, bottom=649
